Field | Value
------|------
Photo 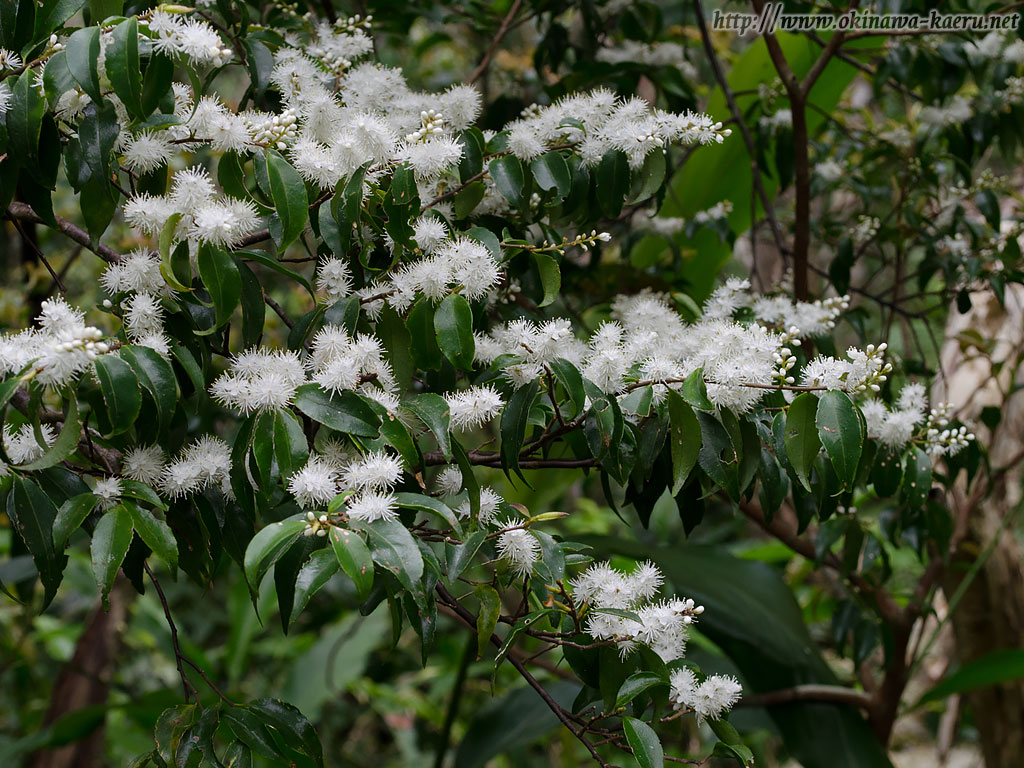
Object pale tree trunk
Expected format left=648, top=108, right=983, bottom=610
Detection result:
left=934, top=287, right=1024, bottom=768
left=29, top=579, right=131, bottom=768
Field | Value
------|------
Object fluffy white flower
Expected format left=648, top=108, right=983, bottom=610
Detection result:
left=346, top=490, right=398, bottom=522
left=341, top=450, right=403, bottom=492
left=122, top=132, right=175, bottom=173
left=93, top=477, right=123, bottom=510
left=445, top=385, right=504, bottom=431
left=123, top=445, right=167, bottom=485
left=288, top=457, right=340, bottom=508
left=496, top=523, right=540, bottom=577
left=210, top=348, right=306, bottom=413
left=317, top=256, right=353, bottom=302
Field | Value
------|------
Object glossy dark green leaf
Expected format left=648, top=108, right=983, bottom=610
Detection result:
left=530, top=152, right=570, bottom=196
left=293, top=384, right=381, bottom=436
left=871, top=447, right=903, bottom=497
left=434, top=293, right=475, bottom=370
left=77, top=101, right=119, bottom=192
left=246, top=698, right=324, bottom=765
left=364, top=518, right=424, bottom=605
left=197, top=243, right=242, bottom=329
left=916, top=649, right=1024, bottom=707
left=119, top=345, right=179, bottom=431
left=549, top=358, right=585, bottom=418
left=489, top=155, right=526, bottom=209
left=405, top=393, right=451, bottom=461
left=903, top=447, right=932, bottom=510
left=289, top=549, right=338, bottom=626
left=90, top=505, right=133, bottom=608
left=34, top=0, right=85, bottom=40
left=500, top=378, right=539, bottom=480
left=531, top=252, right=560, bottom=307
left=596, top=149, right=629, bottom=218
left=816, top=391, right=863, bottom=490
left=237, top=249, right=315, bottom=299
left=394, top=492, right=462, bottom=536
left=8, top=477, right=67, bottom=608
left=626, top=149, right=666, bottom=205
left=622, top=716, right=663, bottom=768
left=6, top=73, right=46, bottom=176
left=243, top=517, right=306, bottom=592
left=406, top=299, right=443, bottom=371
left=667, top=389, right=700, bottom=494
left=93, top=354, right=142, bottom=436
left=329, top=526, right=373, bottom=600
left=106, top=18, right=143, bottom=118
left=681, top=367, right=714, bottom=410
left=474, top=584, right=501, bottom=659
left=126, top=502, right=178, bottom=574
left=446, top=529, right=486, bottom=585
left=65, top=26, right=102, bottom=102
left=53, top=492, right=96, bottom=549
left=615, top=672, right=665, bottom=709
left=785, top=393, right=821, bottom=491
left=237, top=258, right=266, bottom=347
left=265, top=150, right=309, bottom=251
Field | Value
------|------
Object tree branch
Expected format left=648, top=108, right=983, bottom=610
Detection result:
left=6, top=202, right=123, bottom=264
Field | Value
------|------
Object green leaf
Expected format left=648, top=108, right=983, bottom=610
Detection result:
left=500, top=378, right=539, bottom=480
left=405, top=393, right=451, bottom=462
left=785, top=393, right=821, bottom=491
left=6, top=73, right=45, bottom=177
left=53, top=492, right=96, bottom=549
left=65, top=26, right=102, bottom=102
left=77, top=101, right=119, bottom=192
left=329, top=526, right=374, bottom=600
left=489, top=155, right=526, bottom=209
left=627, top=149, right=666, bottom=205
left=916, top=649, right=1024, bottom=707
left=596, top=150, right=629, bottom=219
left=158, top=213, right=191, bottom=292
left=89, top=0, right=123, bottom=21
left=681, top=367, right=714, bottom=410
left=126, top=502, right=178, bottom=575
left=667, top=390, right=700, bottom=494
left=615, top=672, right=665, bottom=709
left=119, top=345, right=179, bottom=432
left=90, top=505, right=133, bottom=608
left=532, top=252, right=560, bottom=307
left=265, top=150, right=309, bottom=251
left=871, top=447, right=903, bottom=497
left=289, top=548, right=339, bottom=627
left=549, top=358, right=586, bottom=419
left=530, top=152, right=570, bottom=196
left=197, top=243, right=242, bottom=329
left=293, top=384, right=381, bottom=437
left=363, top=518, right=424, bottom=605
left=816, top=391, right=863, bottom=490
left=393, top=492, right=462, bottom=536
left=446, top=529, right=486, bottom=585
left=406, top=299, right=443, bottom=371
left=19, top=396, right=80, bottom=471
left=243, top=518, right=307, bottom=593
left=709, top=718, right=755, bottom=765
left=237, top=249, right=315, bottom=299
left=622, top=716, right=663, bottom=768
left=93, top=355, right=142, bottom=436
left=474, top=585, right=501, bottom=659
left=390, top=163, right=418, bottom=205
left=246, top=698, right=324, bottom=766
left=106, top=18, right=143, bottom=119
left=8, top=477, right=67, bottom=608
left=903, top=447, right=932, bottom=510
left=434, top=293, right=475, bottom=370
left=34, top=0, right=85, bottom=40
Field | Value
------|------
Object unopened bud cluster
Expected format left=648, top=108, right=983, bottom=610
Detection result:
left=774, top=346, right=798, bottom=385
left=530, top=230, right=612, bottom=255
left=853, top=342, right=891, bottom=393
left=303, top=511, right=332, bottom=537
left=405, top=109, right=446, bottom=143
left=56, top=327, right=110, bottom=360
left=335, top=13, right=372, bottom=32
left=250, top=108, right=298, bottom=149
left=924, top=402, right=975, bottom=456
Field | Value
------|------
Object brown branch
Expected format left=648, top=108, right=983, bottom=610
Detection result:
left=6, top=202, right=122, bottom=264
left=468, top=0, right=524, bottom=84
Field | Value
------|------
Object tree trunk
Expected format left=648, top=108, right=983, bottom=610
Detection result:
left=936, top=287, right=1024, bottom=768
left=28, top=579, right=131, bottom=768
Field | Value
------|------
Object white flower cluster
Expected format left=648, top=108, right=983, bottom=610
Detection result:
left=759, top=108, right=792, bottom=131
left=571, top=561, right=703, bottom=663
left=595, top=41, right=697, bottom=79
left=0, top=298, right=111, bottom=388
left=211, top=348, right=306, bottom=414
left=124, top=166, right=261, bottom=249
left=144, top=9, right=233, bottom=68
left=861, top=384, right=974, bottom=455
left=0, top=424, right=56, bottom=475
left=852, top=215, right=880, bottom=245
left=100, top=249, right=173, bottom=357
left=93, top=477, right=123, bottom=510
left=919, top=95, right=972, bottom=129
left=385, top=236, right=503, bottom=310
left=966, top=31, right=1024, bottom=64
left=643, top=201, right=733, bottom=237
left=816, top=159, right=845, bottom=183
left=505, top=89, right=729, bottom=168
left=751, top=293, right=849, bottom=338
left=496, top=519, right=541, bottom=577
left=669, top=667, right=742, bottom=722
left=155, top=436, right=232, bottom=499
left=444, top=385, right=504, bottom=431
left=288, top=449, right=403, bottom=523
left=801, top=343, right=891, bottom=394
left=307, top=326, right=396, bottom=399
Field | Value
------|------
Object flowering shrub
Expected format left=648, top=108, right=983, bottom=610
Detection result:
left=0, top=2, right=1006, bottom=767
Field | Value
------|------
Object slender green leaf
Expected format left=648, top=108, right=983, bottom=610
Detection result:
left=90, top=505, right=133, bottom=608
left=434, top=293, right=475, bottom=370
left=816, top=391, right=863, bottom=490
left=93, top=355, right=142, bottom=436
left=785, top=393, right=821, bottom=491
left=329, top=526, right=374, bottom=600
